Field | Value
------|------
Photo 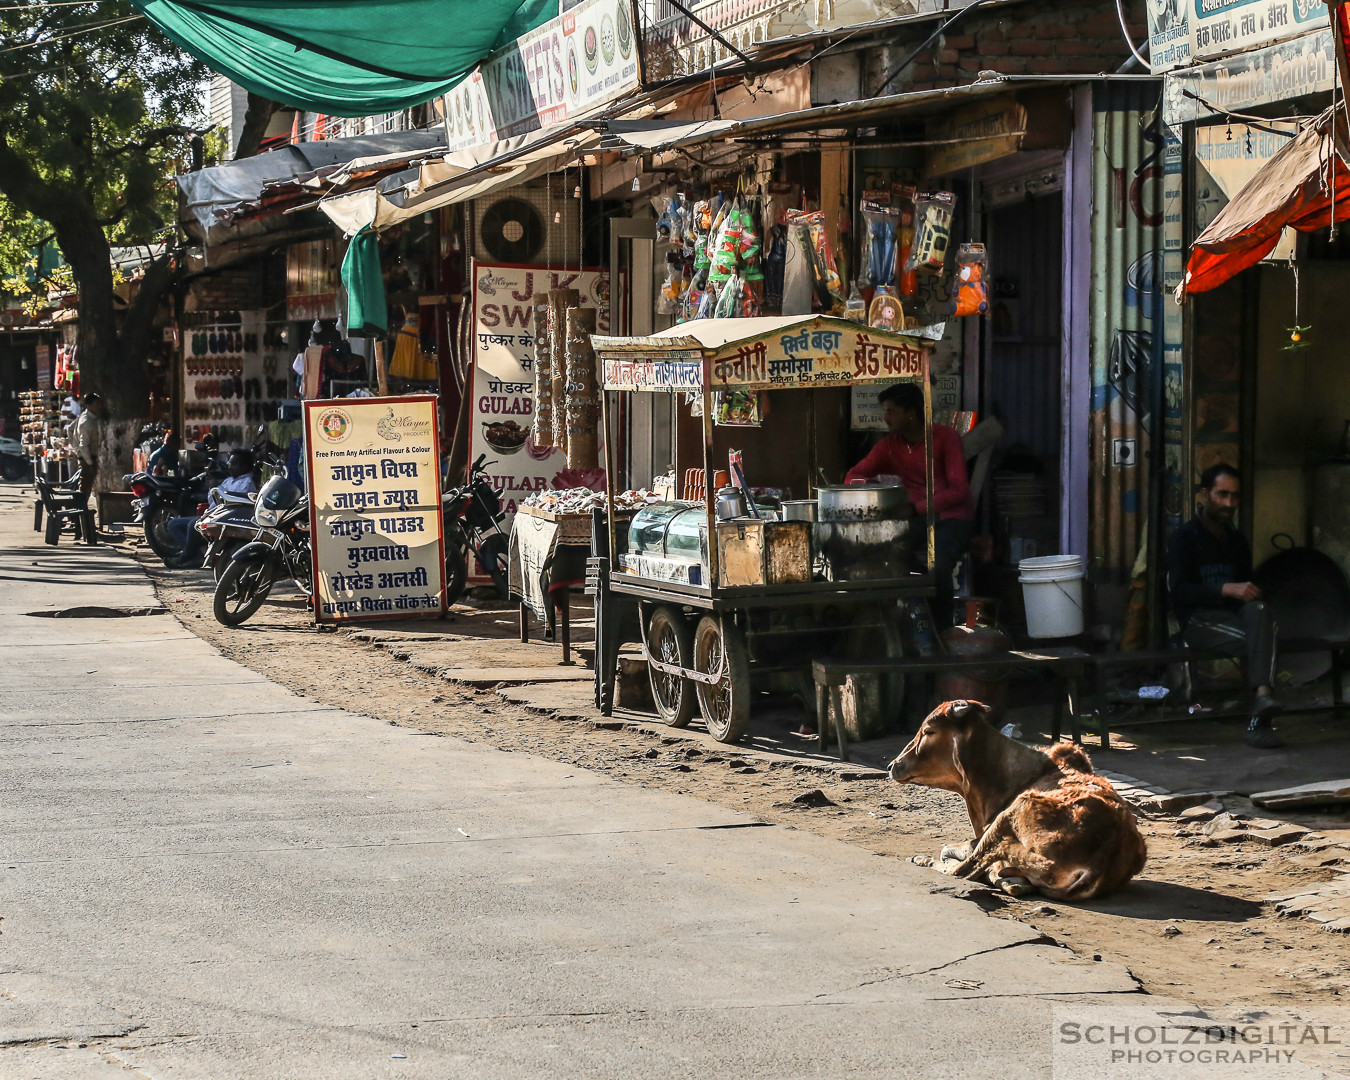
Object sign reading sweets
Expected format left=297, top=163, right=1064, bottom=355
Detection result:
left=470, top=262, right=608, bottom=527
left=304, top=395, right=446, bottom=624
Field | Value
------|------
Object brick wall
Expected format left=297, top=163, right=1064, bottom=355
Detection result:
left=864, top=0, right=1149, bottom=96
left=185, top=262, right=269, bottom=312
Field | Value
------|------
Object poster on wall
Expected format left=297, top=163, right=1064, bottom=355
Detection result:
left=469, top=261, right=609, bottom=527
left=304, top=395, right=446, bottom=623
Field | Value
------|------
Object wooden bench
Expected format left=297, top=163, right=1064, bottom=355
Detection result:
left=1082, top=638, right=1349, bottom=749
left=811, top=646, right=1092, bottom=761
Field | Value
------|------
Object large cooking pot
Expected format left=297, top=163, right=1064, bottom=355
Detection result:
left=816, top=483, right=910, bottom=522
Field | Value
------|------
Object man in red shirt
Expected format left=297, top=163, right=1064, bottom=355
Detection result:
left=845, top=382, right=974, bottom=627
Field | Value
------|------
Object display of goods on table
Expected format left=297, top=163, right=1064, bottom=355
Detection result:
left=523, top=487, right=658, bottom=516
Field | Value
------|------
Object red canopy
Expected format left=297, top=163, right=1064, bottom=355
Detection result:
left=1181, top=108, right=1350, bottom=296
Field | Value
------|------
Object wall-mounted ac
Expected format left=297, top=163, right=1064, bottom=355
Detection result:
left=468, top=178, right=582, bottom=267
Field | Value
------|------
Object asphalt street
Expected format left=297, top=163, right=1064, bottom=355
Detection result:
left=0, top=487, right=1143, bottom=1079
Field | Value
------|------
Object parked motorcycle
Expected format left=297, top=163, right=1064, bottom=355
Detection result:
left=212, top=473, right=313, bottom=627
left=194, top=438, right=289, bottom=580
left=126, top=435, right=226, bottom=561
left=442, top=453, right=509, bottom=604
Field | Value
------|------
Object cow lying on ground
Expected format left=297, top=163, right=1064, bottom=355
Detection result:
left=888, top=700, right=1147, bottom=900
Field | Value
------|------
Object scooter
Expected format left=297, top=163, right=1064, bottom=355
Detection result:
left=442, top=453, right=509, bottom=603
left=212, top=473, right=313, bottom=627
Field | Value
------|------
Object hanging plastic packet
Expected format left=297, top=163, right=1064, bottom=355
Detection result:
left=868, top=288, right=904, bottom=331
left=893, top=184, right=918, bottom=296
left=708, top=199, right=745, bottom=285
left=786, top=210, right=846, bottom=315
left=845, top=282, right=867, bottom=323
left=858, top=191, right=898, bottom=289
left=905, top=191, right=956, bottom=274
left=714, top=273, right=743, bottom=318
left=739, top=201, right=764, bottom=282
left=657, top=193, right=684, bottom=244
left=713, top=388, right=762, bottom=426
left=953, top=243, right=989, bottom=317
left=658, top=252, right=684, bottom=315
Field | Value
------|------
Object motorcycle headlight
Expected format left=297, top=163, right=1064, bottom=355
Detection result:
left=255, top=507, right=279, bottom=527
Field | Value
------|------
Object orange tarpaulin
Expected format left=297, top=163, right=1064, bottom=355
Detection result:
left=1180, top=108, right=1350, bottom=296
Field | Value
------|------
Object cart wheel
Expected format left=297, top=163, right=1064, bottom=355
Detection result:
left=647, top=605, right=696, bottom=727
left=693, top=615, right=751, bottom=743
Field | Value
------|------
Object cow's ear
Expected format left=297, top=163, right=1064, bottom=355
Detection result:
left=949, top=700, right=989, bottom=723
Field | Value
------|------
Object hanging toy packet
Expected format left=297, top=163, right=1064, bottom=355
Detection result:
left=953, top=243, right=989, bottom=317
left=905, top=190, right=956, bottom=273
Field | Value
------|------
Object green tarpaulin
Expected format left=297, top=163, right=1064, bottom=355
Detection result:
left=341, top=229, right=388, bottom=336
left=134, top=0, right=556, bottom=115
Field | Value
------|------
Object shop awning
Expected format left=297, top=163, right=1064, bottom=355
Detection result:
left=133, top=0, right=556, bottom=115
left=179, top=129, right=446, bottom=233
left=1180, top=108, right=1350, bottom=297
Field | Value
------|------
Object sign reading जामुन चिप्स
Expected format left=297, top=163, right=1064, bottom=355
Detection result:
left=304, top=395, right=446, bottom=624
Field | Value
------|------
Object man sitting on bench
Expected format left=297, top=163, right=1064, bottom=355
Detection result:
left=1167, top=463, right=1282, bottom=749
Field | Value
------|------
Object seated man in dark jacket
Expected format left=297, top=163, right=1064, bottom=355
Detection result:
left=1167, top=463, right=1282, bottom=749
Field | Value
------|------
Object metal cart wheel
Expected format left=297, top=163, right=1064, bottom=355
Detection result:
left=693, top=614, right=751, bottom=743
left=647, top=605, right=696, bottom=727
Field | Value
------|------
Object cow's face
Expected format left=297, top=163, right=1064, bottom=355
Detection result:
left=887, top=700, right=992, bottom=791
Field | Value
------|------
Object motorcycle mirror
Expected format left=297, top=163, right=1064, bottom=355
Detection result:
left=210, top=487, right=221, bottom=503
left=472, top=453, right=486, bottom=469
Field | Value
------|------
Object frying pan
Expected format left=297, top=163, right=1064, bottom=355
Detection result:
left=1252, top=533, right=1350, bottom=684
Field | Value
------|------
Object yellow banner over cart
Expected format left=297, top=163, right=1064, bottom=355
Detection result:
left=708, top=327, right=927, bottom=390
left=304, top=395, right=446, bottom=624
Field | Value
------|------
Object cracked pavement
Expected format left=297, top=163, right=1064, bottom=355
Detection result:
left=0, top=488, right=1145, bottom=1078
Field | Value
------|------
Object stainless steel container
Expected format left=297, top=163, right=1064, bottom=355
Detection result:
left=814, top=518, right=921, bottom=580
left=781, top=499, right=818, bottom=522
left=715, top=486, right=747, bottom=521
left=816, top=483, right=910, bottom=522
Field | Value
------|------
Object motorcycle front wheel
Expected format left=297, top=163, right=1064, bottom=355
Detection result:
left=443, top=523, right=469, bottom=605
left=213, top=558, right=275, bottom=627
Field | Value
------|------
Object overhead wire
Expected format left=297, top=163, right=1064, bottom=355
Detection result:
left=0, top=11, right=142, bottom=52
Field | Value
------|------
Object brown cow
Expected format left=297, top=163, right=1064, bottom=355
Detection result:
left=888, top=700, right=1147, bottom=900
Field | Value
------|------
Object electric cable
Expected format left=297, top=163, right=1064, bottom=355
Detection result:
left=1114, top=0, right=1149, bottom=69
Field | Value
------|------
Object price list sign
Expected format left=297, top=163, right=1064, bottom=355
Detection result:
left=304, top=395, right=446, bottom=624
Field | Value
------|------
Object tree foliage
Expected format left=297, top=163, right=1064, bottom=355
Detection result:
left=0, top=2, right=209, bottom=414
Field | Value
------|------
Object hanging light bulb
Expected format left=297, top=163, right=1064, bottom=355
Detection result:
left=554, top=210, right=562, bottom=224
left=573, top=184, right=581, bottom=199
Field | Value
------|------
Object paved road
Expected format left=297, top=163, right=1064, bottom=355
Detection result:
left=0, top=488, right=1141, bottom=1078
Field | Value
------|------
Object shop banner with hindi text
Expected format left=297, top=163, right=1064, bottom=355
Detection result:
left=304, top=395, right=446, bottom=623
left=469, top=262, right=608, bottom=526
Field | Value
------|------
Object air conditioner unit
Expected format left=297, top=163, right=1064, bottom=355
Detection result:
left=469, top=179, right=582, bottom=267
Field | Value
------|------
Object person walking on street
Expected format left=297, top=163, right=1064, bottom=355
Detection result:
left=1167, top=463, right=1283, bottom=749
left=68, top=393, right=106, bottom=501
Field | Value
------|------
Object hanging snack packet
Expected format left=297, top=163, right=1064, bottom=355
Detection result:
left=905, top=191, right=956, bottom=273
left=658, top=252, right=684, bottom=315
left=953, top=243, right=989, bottom=317
left=708, top=199, right=747, bottom=285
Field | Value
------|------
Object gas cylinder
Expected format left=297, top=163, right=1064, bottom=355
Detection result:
left=935, top=598, right=1012, bottom=720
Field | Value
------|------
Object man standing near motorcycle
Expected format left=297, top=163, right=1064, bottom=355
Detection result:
left=165, top=449, right=257, bottom=568
left=68, top=393, right=106, bottom=500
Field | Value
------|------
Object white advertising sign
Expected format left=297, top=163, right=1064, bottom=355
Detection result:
left=1148, top=0, right=1328, bottom=72
left=443, top=0, right=641, bottom=153
left=470, top=261, right=609, bottom=526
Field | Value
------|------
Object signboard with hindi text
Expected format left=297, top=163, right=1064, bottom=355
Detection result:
left=469, top=262, right=608, bottom=528
left=595, top=318, right=931, bottom=392
left=304, top=395, right=446, bottom=624
left=442, top=0, right=642, bottom=154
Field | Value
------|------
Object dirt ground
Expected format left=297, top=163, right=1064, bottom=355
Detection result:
left=133, top=546, right=1350, bottom=1010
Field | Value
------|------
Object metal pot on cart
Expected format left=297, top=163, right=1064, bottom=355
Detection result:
left=587, top=315, right=943, bottom=744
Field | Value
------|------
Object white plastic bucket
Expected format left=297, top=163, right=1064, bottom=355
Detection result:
left=1018, top=554, right=1084, bottom=638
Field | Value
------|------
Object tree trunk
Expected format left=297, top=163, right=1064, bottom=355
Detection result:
left=235, top=93, right=282, bottom=160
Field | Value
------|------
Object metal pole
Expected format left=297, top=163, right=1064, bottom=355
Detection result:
left=922, top=354, right=935, bottom=575
left=702, top=387, right=718, bottom=589
left=602, top=388, right=618, bottom=566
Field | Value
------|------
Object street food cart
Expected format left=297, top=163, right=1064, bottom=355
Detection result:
left=588, top=315, right=942, bottom=742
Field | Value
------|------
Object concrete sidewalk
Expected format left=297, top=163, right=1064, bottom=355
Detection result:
left=0, top=484, right=1144, bottom=1079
